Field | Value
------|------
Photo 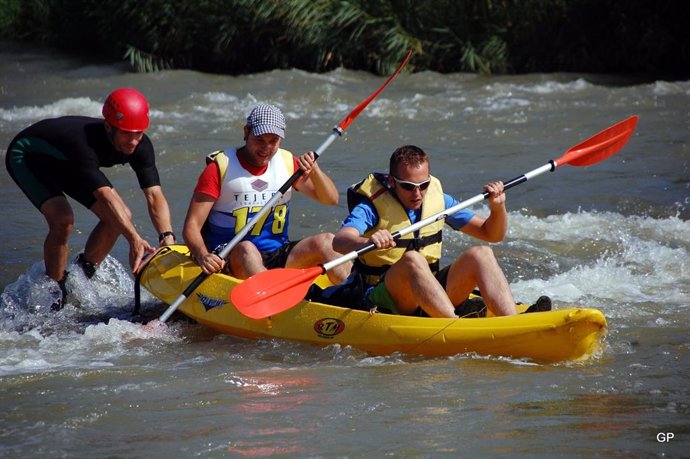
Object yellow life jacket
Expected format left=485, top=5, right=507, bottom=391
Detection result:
left=347, top=173, right=445, bottom=285
left=206, top=150, right=230, bottom=181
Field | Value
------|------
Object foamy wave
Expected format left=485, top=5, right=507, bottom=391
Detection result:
left=0, top=252, right=183, bottom=377
left=0, top=97, right=101, bottom=122
left=509, top=210, right=690, bottom=245
left=482, top=97, right=531, bottom=113
left=0, top=318, right=182, bottom=377
left=203, top=92, right=241, bottom=103
left=485, top=78, right=593, bottom=95
left=0, top=255, right=152, bottom=333
left=508, top=210, right=690, bottom=310
left=651, top=80, right=690, bottom=96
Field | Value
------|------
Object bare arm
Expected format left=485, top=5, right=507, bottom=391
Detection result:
left=459, top=181, right=508, bottom=243
left=143, top=185, right=175, bottom=246
left=91, top=186, right=153, bottom=273
left=333, top=226, right=397, bottom=254
left=182, top=192, right=225, bottom=274
left=293, top=151, right=339, bottom=205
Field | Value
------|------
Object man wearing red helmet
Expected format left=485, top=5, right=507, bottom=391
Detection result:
left=5, top=88, right=175, bottom=310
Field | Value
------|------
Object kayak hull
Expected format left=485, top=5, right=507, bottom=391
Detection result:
left=139, top=245, right=607, bottom=363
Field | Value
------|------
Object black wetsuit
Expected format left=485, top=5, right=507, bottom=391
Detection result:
left=5, top=116, right=160, bottom=209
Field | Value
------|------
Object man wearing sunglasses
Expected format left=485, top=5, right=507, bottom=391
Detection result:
left=312, top=144, right=549, bottom=318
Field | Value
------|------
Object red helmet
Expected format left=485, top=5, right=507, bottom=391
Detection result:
left=102, top=88, right=150, bottom=132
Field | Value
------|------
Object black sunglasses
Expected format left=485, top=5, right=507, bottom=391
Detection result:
left=392, top=176, right=431, bottom=191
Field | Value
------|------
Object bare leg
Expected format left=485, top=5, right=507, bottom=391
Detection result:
left=285, top=233, right=351, bottom=285
left=444, top=245, right=517, bottom=316
left=228, top=241, right=265, bottom=279
left=384, top=251, right=457, bottom=318
left=86, top=188, right=131, bottom=266
left=40, top=196, right=74, bottom=282
left=82, top=220, right=121, bottom=265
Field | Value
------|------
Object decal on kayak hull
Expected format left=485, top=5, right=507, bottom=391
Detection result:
left=196, top=293, right=228, bottom=311
left=314, top=318, right=345, bottom=338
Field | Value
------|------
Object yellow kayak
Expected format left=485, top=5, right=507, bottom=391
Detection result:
left=138, top=245, right=607, bottom=363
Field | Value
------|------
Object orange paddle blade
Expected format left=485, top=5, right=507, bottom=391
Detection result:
left=558, top=115, right=638, bottom=167
left=231, top=266, right=325, bottom=319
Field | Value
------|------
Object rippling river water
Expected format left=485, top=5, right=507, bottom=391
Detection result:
left=1, top=42, right=689, bottom=457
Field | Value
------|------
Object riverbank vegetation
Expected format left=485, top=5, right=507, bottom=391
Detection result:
left=1, top=0, right=687, bottom=78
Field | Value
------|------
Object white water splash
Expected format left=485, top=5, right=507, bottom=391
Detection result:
left=505, top=210, right=690, bottom=315
left=485, top=78, right=593, bottom=95
left=0, top=97, right=101, bottom=122
left=0, top=317, right=182, bottom=377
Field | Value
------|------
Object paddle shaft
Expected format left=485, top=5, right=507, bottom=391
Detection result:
left=321, top=160, right=558, bottom=272
left=157, top=51, right=412, bottom=322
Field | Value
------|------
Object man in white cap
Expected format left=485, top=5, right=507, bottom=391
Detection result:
left=183, top=104, right=350, bottom=284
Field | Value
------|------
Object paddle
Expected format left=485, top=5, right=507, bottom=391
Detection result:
left=155, top=50, right=413, bottom=322
left=231, top=115, right=639, bottom=319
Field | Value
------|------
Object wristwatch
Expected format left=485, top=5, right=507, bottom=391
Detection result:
left=158, top=231, right=176, bottom=242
